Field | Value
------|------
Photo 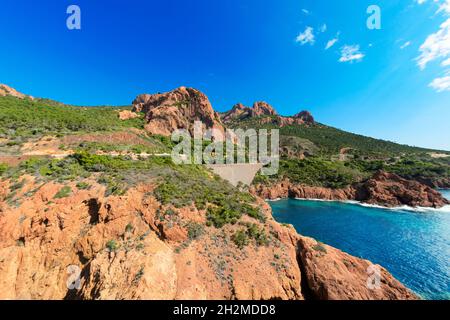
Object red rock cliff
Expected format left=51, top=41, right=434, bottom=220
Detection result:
left=251, top=171, right=449, bottom=208
left=0, top=177, right=417, bottom=300
left=132, top=87, right=225, bottom=137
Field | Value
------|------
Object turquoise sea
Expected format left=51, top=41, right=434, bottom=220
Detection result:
left=270, top=190, right=450, bottom=300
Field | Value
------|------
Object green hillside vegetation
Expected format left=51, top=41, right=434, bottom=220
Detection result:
left=74, top=141, right=170, bottom=155
left=1, top=96, right=448, bottom=191
left=230, top=116, right=449, bottom=188
left=253, top=155, right=450, bottom=189
left=0, top=96, right=144, bottom=141
left=1, top=152, right=263, bottom=227
left=227, top=116, right=442, bottom=157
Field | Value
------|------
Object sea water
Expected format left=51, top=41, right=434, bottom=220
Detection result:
left=270, top=193, right=450, bottom=300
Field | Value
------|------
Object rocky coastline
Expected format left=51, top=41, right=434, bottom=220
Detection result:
left=250, top=171, right=450, bottom=209
left=0, top=177, right=418, bottom=300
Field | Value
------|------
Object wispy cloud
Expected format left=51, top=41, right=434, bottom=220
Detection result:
left=295, top=27, right=315, bottom=45
left=416, top=0, right=450, bottom=13
left=302, top=9, right=310, bottom=15
left=415, top=0, right=450, bottom=92
left=400, top=41, right=412, bottom=49
left=339, top=45, right=365, bottom=63
left=319, top=24, right=327, bottom=33
left=325, top=38, right=338, bottom=50
left=429, top=75, right=450, bottom=91
left=325, top=32, right=340, bottom=50
left=416, top=19, right=450, bottom=69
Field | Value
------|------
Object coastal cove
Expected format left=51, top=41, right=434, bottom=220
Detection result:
left=269, top=191, right=450, bottom=300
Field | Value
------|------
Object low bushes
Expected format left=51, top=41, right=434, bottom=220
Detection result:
left=274, top=158, right=362, bottom=189
left=154, top=169, right=264, bottom=228
left=232, top=223, right=269, bottom=249
left=0, top=163, right=8, bottom=176
left=54, top=186, right=72, bottom=199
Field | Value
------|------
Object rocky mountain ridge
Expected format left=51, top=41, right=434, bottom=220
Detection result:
left=220, top=101, right=315, bottom=127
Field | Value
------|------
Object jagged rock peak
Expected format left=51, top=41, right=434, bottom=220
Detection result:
left=132, top=86, right=224, bottom=137
left=293, top=110, right=314, bottom=123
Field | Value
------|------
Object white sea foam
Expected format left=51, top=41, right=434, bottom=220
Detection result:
left=288, top=197, right=450, bottom=213
left=265, top=198, right=283, bottom=202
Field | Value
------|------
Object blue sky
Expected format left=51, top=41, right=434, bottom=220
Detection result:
left=0, top=0, right=449, bottom=150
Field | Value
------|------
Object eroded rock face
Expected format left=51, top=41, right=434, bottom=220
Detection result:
left=251, top=171, right=450, bottom=208
left=0, top=178, right=301, bottom=300
left=251, top=180, right=356, bottom=201
left=357, top=171, right=450, bottom=208
left=118, top=110, right=139, bottom=120
left=252, top=102, right=278, bottom=117
left=0, top=84, right=33, bottom=100
left=221, top=102, right=315, bottom=127
left=221, top=102, right=277, bottom=123
left=417, top=177, right=450, bottom=189
left=132, top=87, right=225, bottom=137
left=297, top=236, right=418, bottom=300
left=0, top=176, right=417, bottom=300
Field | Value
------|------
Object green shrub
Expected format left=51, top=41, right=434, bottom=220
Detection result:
left=232, top=230, right=249, bottom=249
left=106, top=240, right=119, bottom=252
left=187, top=222, right=204, bottom=240
left=76, top=182, right=90, bottom=190
left=312, top=242, right=327, bottom=253
left=54, top=186, right=72, bottom=199
left=97, top=174, right=128, bottom=196
left=232, top=224, right=269, bottom=249
left=125, top=223, right=134, bottom=233
left=246, top=223, right=269, bottom=246
left=0, top=163, right=8, bottom=176
left=10, top=179, right=26, bottom=191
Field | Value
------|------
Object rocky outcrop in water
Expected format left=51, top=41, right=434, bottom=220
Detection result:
left=297, top=236, right=418, bottom=300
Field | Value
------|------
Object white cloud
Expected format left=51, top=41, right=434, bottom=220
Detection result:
left=295, top=27, right=315, bottom=45
left=400, top=41, right=412, bottom=49
left=442, top=57, right=450, bottom=65
left=339, top=45, right=365, bottom=63
left=325, top=32, right=340, bottom=50
left=319, top=24, right=327, bottom=33
left=437, top=0, right=450, bottom=14
left=415, top=1, right=450, bottom=91
left=416, top=0, right=450, bottom=14
left=302, top=9, right=310, bottom=15
left=416, top=18, right=450, bottom=69
left=325, top=38, right=338, bottom=50
left=429, top=75, right=450, bottom=91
